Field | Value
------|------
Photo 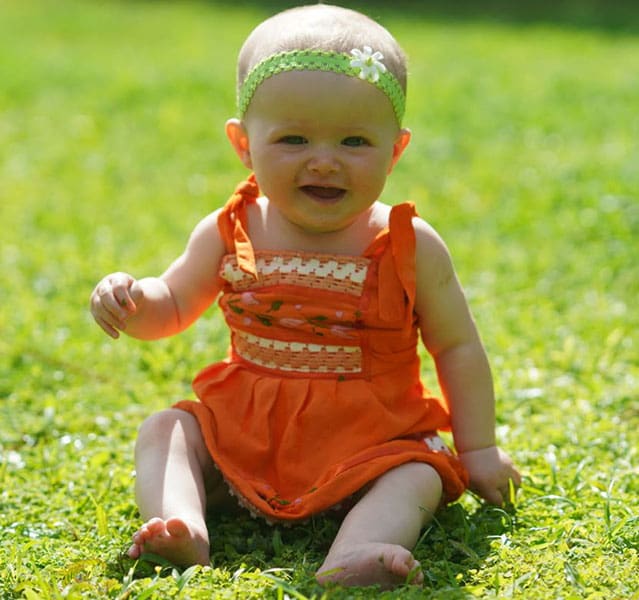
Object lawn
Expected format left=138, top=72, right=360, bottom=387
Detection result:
left=1, top=1, right=638, bottom=598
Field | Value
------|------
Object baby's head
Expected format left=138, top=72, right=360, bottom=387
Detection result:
left=226, top=5, right=412, bottom=234
left=236, top=4, right=407, bottom=125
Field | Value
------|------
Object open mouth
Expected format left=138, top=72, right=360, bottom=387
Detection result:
left=300, top=185, right=346, bottom=203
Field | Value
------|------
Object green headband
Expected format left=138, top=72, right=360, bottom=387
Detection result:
left=238, top=47, right=406, bottom=124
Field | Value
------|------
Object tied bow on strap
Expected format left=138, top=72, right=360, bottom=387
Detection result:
left=377, top=203, right=417, bottom=323
left=219, top=174, right=260, bottom=279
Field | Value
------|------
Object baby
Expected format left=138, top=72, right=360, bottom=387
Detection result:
left=90, top=4, right=520, bottom=590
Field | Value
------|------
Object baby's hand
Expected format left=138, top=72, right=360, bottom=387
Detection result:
left=90, top=272, right=144, bottom=339
left=459, top=446, right=521, bottom=506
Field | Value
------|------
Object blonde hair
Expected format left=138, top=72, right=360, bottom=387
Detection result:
left=237, top=4, right=407, bottom=96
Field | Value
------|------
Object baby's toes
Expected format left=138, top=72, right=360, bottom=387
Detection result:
left=132, top=517, right=166, bottom=547
left=406, top=560, right=424, bottom=585
left=384, top=548, right=423, bottom=584
left=128, top=541, right=143, bottom=559
left=145, top=517, right=169, bottom=537
left=165, top=517, right=190, bottom=539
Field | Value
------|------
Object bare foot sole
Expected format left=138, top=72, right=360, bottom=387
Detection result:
left=316, top=542, right=424, bottom=589
left=127, top=517, right=210, bottom=567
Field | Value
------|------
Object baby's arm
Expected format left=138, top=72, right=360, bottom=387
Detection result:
left=412, top=218, right=520, bottom=505
left=90, top=210, right=226, bottom=340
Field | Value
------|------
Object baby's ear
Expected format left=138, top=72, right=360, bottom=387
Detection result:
left=388, top=128, right=411, bottom=173
left=225, top=119, right=252, bottom=169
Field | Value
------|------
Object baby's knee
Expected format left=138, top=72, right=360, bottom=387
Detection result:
left=414, top=463, right=443, bottom=500
left=136, top=408, right=200, bottom=444
left=383, top=462, right=443, bottom=500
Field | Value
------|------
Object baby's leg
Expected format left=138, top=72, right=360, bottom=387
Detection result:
left=316, top=462, right=443, bottom=589
left=128, top=408, right=224, bottom=567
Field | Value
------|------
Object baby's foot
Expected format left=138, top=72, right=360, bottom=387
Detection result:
left=127, top=517, right=210, bottom=566
left=316, top=542, right=424, bottom=589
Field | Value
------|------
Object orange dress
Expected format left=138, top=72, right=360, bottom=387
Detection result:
left=175, top=176, right=468, bottom=521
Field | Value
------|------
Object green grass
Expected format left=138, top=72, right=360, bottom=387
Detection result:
left=1, top=1, right=638, bottom=598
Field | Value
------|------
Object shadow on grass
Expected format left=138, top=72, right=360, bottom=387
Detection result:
left=416, top=501, right=516, bottom=589
left=198, top=0, right=639, bottom=35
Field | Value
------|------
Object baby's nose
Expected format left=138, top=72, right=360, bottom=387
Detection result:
left=307, top=148, right=340, bottom=174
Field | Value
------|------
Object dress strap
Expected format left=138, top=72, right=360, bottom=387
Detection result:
left=377, top=202, right=417, bottom=322
left=217, top=174, right=260, bottom=279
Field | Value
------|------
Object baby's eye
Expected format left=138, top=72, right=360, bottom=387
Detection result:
left=278, top=135, right=307, bottom=145
left=342, top=136, right=369, bottom=147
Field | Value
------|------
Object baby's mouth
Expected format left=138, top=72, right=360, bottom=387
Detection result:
left=300, top=185, right=346, bottom=203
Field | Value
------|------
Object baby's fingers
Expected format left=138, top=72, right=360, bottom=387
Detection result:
left=92, top=285, right=127, bottom=322
left=101, top=273, right=137, bottom=309
left=471, top=480, right=505, bottom=506
left=91, top=295, right=127, bottom=336
left=491, top=476, right=520, bottom=507
left=95, top=315, right=122, bottom=339
left=90, top=272, right=138, bottom=335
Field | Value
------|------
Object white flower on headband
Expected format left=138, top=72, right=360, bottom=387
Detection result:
left=350, top=46, right=387, bottom=83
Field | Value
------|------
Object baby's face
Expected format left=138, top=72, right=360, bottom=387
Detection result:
left=240, top=70, right=409, bottom=234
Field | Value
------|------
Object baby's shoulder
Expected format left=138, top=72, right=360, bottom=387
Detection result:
left=410, top=214, right=445, bottom=244
left=183, top=208, right=226, bottom=258
left=190, top=207, right=223, bottom=239
left=362, top=201, right=391, bottom=235
left=410, top=215, right=455, bottom=278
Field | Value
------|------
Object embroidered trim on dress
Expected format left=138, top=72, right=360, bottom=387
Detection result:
left=221, top=252, right=370, bottom=296
left=233, top=330, right=362, bottom=374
